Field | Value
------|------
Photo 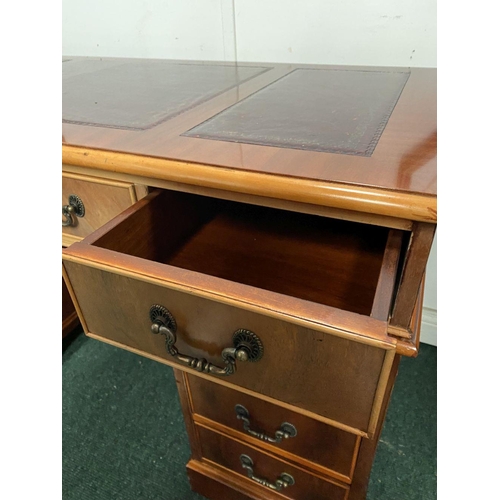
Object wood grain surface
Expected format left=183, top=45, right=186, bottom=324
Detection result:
left=186, top=374, right=360, bottom=482
left=348, top=353, right=401, bottom=499
left=62, top=277, right=78, bottom=337
left=62, top=172, right=145, bottom=241
left=63, top=257, right=393, bottom=436
left=390, top=222, right=436, bottom=330
left=370, top=230, right=404, bottom=321
left=196, top=424, right=349, bottom=500
left=61, top=56, right=435, bottom=500
left=62, top=57, right=436, bottom=221
left=65, top=190, right=396, bottom=347
left=62, top=162, right=416, bottom=230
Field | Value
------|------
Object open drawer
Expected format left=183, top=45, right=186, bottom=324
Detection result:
left=63, top=189, right=404, bottom=437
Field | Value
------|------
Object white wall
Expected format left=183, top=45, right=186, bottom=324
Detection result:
left=234, top=1, right=436, bottom=67
left=63, top=0, right=437, bottom=343
left=62, top=1, right=229, bottom=60
left=63, top=0, right=437, bottom=67
left=421, top=236, right=437, bottom=345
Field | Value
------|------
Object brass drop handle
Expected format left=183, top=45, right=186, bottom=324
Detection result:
left=62, top=194, right=85, bottom=227
left=235, top=405, right=297, bottom=444
left=149, top=305, right=263, bottom=377
left=240, top=454, right=295, bottom=491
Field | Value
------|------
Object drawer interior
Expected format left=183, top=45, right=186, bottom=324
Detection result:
left=92, top=190, right=392, bottom=316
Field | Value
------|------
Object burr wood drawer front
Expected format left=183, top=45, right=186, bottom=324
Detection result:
left=186, top=374, right=360, bottom=482
left=62, top=189, right=400, bottom=437
left=62, top=171, right=147, bottom=246
left=196, top=424, right=349, bottom=500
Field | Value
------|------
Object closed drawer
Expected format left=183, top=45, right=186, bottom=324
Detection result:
left=62, top=189, right=402, bottom=437
left=195, top=424, right=349, bottom=500
left=62, top=172, right=148, bottom=246
left=187, top=374, right=359, bottom=482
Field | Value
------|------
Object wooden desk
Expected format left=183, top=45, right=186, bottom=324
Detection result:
left=62, top=57, right=436, bottom=500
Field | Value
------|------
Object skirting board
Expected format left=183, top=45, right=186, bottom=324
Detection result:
left=420, top=307, right=437, bottom=346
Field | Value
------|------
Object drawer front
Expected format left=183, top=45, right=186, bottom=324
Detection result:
left=187, top=374, right=359, bottom=481
left=63, top=259, right=394, bottom=436
left=62, top=173, right=147, bottom=245
left=196, top=425, right=349, bottom=500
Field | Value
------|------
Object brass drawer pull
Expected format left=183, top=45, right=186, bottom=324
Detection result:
left=239, top=454, right=295, bottom=491
left=149, top=305, right=263, bottom=377
left=235, top=405, right=297, bottom=443
left=62, top=194, right=85, bottom=227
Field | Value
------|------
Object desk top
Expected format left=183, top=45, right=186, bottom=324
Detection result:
left=62, top=57, right=436, bottom=222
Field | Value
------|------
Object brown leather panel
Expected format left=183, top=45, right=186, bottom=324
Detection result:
left=185, top=68, right=409, bottom=156
left=62, top=59, right=436, bottom=196
left=63, top=59, right=269, bottom=130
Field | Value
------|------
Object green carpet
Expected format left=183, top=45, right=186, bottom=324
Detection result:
left=63, top=329, right=436, bottom=499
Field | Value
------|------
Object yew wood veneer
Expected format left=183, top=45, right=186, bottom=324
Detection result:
left=61, top=169, right=148, bottom=337
left=62, top=57, right=436, bottom=500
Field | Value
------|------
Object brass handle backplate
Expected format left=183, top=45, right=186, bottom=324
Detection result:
left=149, top=305, right=263, bottom=377
left=239, top=454, right=295, bottom=491
left=62, top=194, right=85, bottom=227
left=235, top=405, right=297, bottom=444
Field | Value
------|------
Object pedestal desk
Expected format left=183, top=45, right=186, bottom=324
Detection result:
left=62, top=57, right=436, bottom=500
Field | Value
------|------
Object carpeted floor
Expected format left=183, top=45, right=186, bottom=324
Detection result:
left=62, top=329, right=436, bottom=500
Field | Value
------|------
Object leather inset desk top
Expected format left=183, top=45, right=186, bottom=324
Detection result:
left=62, top=58, right=437, bottom=205
left=62, top=60, right=269, bottom=130
left=185, top=69, right=410, bottom=156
